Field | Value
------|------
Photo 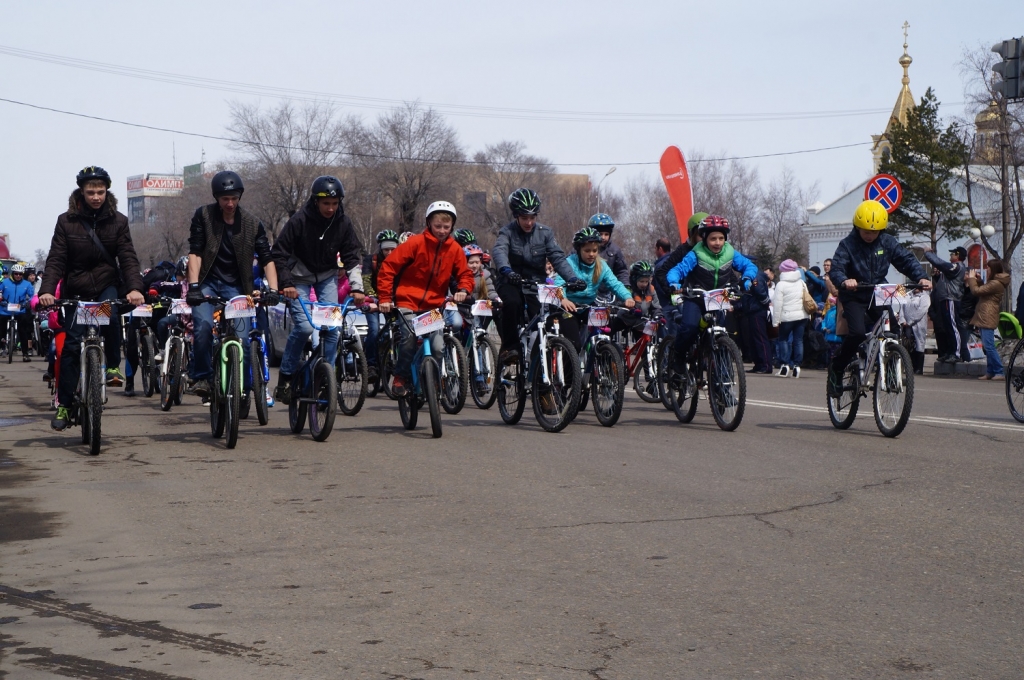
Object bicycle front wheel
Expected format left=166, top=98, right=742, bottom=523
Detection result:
left=470, top=336, right=498, bottom=409
left=224, top=344, right=242, bottom=449
left=141, top=332, right=158, bottom=397
left=422, top=355, right=443, bottom=438
left=160, top=340, right=178, bottom=412
left=85, top=346, right=103, bottom=455
left=707, top=336, right=746, bottom=432
left=336, top=338, right=367, bottom=416
left=633, top=340, right=661, bottom=403
left=655, top=339, right=675, bottom=411
left=873, top=342, right=913, bottom=438
left=379, top=338, right=397, bottom=400
left=1006, top=338, right=1024, bottom=423
left=210, top=351, right=225, bottom=438
left=251, top=339, right=269, bottom=426
left=531, top=336, right=581, bottom=433
left=7, top=323, right=14, bottom=364
left=591, top=340, right=625, bottom=427
left=439, top=334, right=469, bottom=415
left=309, top=360, right=337, bottom=442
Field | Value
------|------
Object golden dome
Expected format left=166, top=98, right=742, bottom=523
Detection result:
left=975, top=100, right=1000, bottom=129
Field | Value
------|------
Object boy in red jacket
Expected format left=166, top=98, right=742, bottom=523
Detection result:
left=377, top=201, right=474, bottom=397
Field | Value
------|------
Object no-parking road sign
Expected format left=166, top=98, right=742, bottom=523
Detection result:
left=864, top=174, right=903, bottom=213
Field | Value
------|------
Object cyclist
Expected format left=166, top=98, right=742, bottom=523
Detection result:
left=826, top=199, right=930, bottom=396
left=0, top=264, right=36, bottom=361
left=552, top=228, right=635, bottom=351
left=39, top=166, right=146, bottom=431
left=453, top=228, right=478, bottom=248
left=185, top=170, right=280, bottom=398
left=25, top=266, right=41, bottom=296
left=587, top=213, right=630, bottom=287
left=270, top=175, right=364, bottom=404
left=465, top=245, right=500, bottom=304
left=609, top=260, right=661, bottom=341
left=654, top=212, right=708, bottom=307
left=376, top=201, right=474, bottom=398
left=665, top=215, right=758, bottom=372
left=492, top=188, right=586, bottom=361
left=362, top=229, right=400, bottom=382
left=153, top=256, right=189, bottom=358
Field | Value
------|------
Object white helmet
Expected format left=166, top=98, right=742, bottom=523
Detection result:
left=10, top=264, right=25, bottom=275
left=398, top=231, right=413, bottom=244
left=425, top=200, right=457, bottom=225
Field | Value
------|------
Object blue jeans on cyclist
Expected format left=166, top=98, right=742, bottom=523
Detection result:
left=191, top=279, right=250, bottom=387
left=58, top=285, right=123, bottom=407
left=281, top=277, right=340, bottom=377
left=395, top=308, right=443, bottom=383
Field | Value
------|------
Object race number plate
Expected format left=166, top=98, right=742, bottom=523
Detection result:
left=223, top=295, right=256, bottom=319
left=413, top=309, right=445, bottom=337
left=170, top=299, right=192, bottom=315
left=471, top=300, right=493, bottom=316
left=643, top=319, right=658, bottom=336
left=128, top=304, right=153, bottom=318
left=444, top=301, right=459, bottom=311
left=6, top=303, right=20, bottom=313
left=588, top=307, right=610, bottom=327
left=537, top=284, right=566, bottom=306
left=75, top=301, right=112, bottom=326
left=309, top=303, right=346, bottom=328
left=703, top=289, right=732, bottom=312
left=873, top=284, right=907, bottom=307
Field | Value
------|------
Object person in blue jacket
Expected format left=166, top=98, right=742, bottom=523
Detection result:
left=552, top=227, right=635, bottom=351
left=665, top=215, right=758, bottom=371
left=0, top=264, right=37, bottom=361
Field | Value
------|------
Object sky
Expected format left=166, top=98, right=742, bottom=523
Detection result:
left=0, top=0, right=1013, bottom=258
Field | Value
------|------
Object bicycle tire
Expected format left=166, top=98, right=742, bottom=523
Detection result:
left=239, top=392, right=252, bottom=420
left=398, top=382, right=419, bottom=430
left=251, top=339, right=269, bottom=426
left=439, top=334, right=469, bottom=415
left=379, top=337, right=398, bottom=400
left=160, top=340, right=178, bottom=411
left=423, top=355, right=443, bottom=438
left=224, top=344, right=242, bottom=449
left=337, top=337, right=368, bottom=416
left=1006, top=338, right=1024, bottom=423
left=656, top=339, right=675, bottom=411
left=707, top=336, right=746, bottom=432
left=141, top=332, right=158, bottom=397
left=659, top=340, right=698, bottom=423
left=86, top=346, right=103, bottom=455
left=532, top=336, right=582, bottom=433
left=827, top=362, right=860, bottom=430
left=470, top=336, right=498, bottom=409
left=288, top=374, right=307, bottom=434
left=210, top=348, right=225, bottom=438
left=632, top=340, right=661, bottom=403
left=497, top=353, right=526, bottom=425
left=7, top=323, right=13, bottom=364
left=309, top=360, right=337, bottom=442
left=591, top=341, right=625, bottom=427
left=873, top=342, right=914, bottom=438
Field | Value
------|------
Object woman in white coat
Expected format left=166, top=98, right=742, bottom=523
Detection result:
left=771, top=259, right=811, bottom=377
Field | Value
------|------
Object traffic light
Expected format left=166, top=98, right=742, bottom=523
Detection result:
left=991, top=37, right=1023, bottom=100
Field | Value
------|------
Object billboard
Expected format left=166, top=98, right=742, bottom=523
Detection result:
left=127, top=173, right=183, bottom=198
left=127, top=197, right=146, bottom=228
left=183, top=163, right=204, bottom=188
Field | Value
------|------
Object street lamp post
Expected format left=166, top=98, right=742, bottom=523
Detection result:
left=595, top=167, right=616, bottom=214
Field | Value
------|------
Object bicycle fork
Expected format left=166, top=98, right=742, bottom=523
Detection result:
left=219, top=338, right=244, bottom=397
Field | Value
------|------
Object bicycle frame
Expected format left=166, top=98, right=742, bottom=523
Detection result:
left=79, top=325, right=106, bottom=406
left=516, top=286, right=566, bottom=389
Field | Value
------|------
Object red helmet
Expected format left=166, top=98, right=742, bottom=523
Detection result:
left=697, top=215, right=730, bottom=240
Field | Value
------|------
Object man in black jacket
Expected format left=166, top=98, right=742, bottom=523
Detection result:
left=270, top=176, right=364, bottom=403
left=924, top=246, right=968, bottom=363
left=185, top=170, right=280, bottom=398
left=39, top=166, right=146, bottom=431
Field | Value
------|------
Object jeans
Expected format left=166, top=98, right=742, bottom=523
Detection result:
left=58, top=285, right=122, bottom=407
left=444, top=308, right=463, bottom=334
left=395, top=309, right=443, bottom=380
left=980, top=328, right=1003, bottom=376
left=191, top=279, right=249, bottom=382
left=281, top=277, right=339, bottom=377
left=776, top=319, right=807, bottom=368
left=672, top=300, right=725, bottom=360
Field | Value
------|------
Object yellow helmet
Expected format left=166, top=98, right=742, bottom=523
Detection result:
left=852, top=200, right=889, bottom=231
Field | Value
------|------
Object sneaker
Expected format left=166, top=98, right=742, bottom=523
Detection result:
left=124, top=376, right=136, bottom=397
left=106, top=368, right=124, bottom=387
left=191, top=379, right=212, bottom=398
left=22, top=355, right=30, bottom=362
left=265, top=387, right=275, bottom=407
left=202, top=397, right=212, bottom=407
left=367, top=365, right=378, bottom=383
left=51, top=406, right=70, bottom=431
left=826, top=367, right=843, bottom=398
left=43, top=371, right=53, bottom=382
left=538, top=390, right=557, bottom=414
left=497, top=348, right=519, bottom=365
left=776, top=365, right=789, bottom=377
left=154, top=351, right=163, bottom=363
left=792, top=366, right=801, bottom=379
left=392, top=375, right=408, bottom=398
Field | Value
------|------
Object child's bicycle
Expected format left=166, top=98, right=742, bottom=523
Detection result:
left=51, top=298, right=127, bottom=455
left=287, top=297, right=342, bottom=442
left=572, top=305, right=629, bottom=427
left=461, top=300, right=498, bottom=410
left=621, top=314, right=667, bottom=404
left=238, top=304, right=272, bottom=425
left=439, top=302, right=470, bottom=415
left=391, top=307, right=446, bottom=438
left=827, top=284, right=922, bottom=438
left=658, top=286, right=747, bottom=431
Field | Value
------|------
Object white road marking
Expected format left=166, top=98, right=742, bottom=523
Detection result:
left=746, top=399, right=1022, bottom=433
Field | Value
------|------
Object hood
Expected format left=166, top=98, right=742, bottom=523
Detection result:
left=68, top=189, right=118, bottom=216
left=780, top=270, right=802, bottom=283
left=993, top=272, right=1011, bottom=287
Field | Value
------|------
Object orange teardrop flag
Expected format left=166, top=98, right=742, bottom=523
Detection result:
left=659, top=146, right=694, bottom=244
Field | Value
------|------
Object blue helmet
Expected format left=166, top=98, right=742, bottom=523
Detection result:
left=587, top=213, right=615, bottom=232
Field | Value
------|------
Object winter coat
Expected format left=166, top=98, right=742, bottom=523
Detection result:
left=599, top=240, right=630, bottom=287
left=0, top=278, right=35, bottom=316
left=628, top=283, right=662, bottom=316
left=41, top=190, right=144, bottom=299
left=272, top=198, right=364, bottom=291
left=965, top=272, right=1010, bottom=329
left=472, top=269, right=500, bottom=303
left=828, top=228, right=925, bottom=304
left=188, top=203, right=272, bottom=295
left=898, top=290, right=930, bottom=352
left=552, top=253, right=632, bottom=305
left=654, top=242, right=693, bottom=306
left=666, top=242, right=759, bottom=291
left=771, top=270, right=811, bottom=326
left=492, top=220, right=576, bottom=284
left=822, top=306, right=840, bottom=343
left=924, top=252, right=965, bottom=302
left=376, top=231, right=474, bottom=312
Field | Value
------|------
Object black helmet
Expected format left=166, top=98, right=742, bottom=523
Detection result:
left=453, top=228, right=477, bottom=247
left=311, top=175, right=344, bottom=200
left=24, top=266, right=36, bottom=275
left=572, top=227, right=603, bottom=248
left=630, top=260, right=654, bottom=282
left=211, top=170, right=244, bottom=198
left=76, top=166, right=111, bottom=188
left=508, top=188, right=541, bottom=216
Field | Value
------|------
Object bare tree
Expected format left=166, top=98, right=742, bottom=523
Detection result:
left=759, top=167, right=818, bottom=263
left=469, top=141, right=554, bottom=238
left=613, top=175, right=676, bottom=263
left=689, top=151, right=762, bottom=252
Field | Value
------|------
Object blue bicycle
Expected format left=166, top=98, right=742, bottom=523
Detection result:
left=287, top=297, right=341, bottom=442
left=392, top=308, right=444, bottom=439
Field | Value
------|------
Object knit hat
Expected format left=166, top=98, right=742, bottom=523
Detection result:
left=779, top=259, right=799, bottom=272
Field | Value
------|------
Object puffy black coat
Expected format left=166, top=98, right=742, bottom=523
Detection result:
left=272, top=199, right=364, bottom=289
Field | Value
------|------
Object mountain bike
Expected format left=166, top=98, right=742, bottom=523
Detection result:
left=497, top=283, right=582, bottom=433
left=239, top=308, right=271, bottom=426
left=158, top=297, right=192, bottom=412
left=392, top=308, right=444, bottom=438
left=463, top=300, right=498, bottom=409
left=573, top=305, right=628, bottom=427
left=202, top=294, right=261, bottom=449
left=287, top=297, right=340, bottom=442
left=622, top=314, right=667, bottom=403
left=336, top=298, right=368, bottom=416
left=658, top=286, right=747, bottom=431
left=439, top=302, right=470, bottom=415
left=827, top=284, right=920, bottom=438
left=125, top=304, right=160, bottom=397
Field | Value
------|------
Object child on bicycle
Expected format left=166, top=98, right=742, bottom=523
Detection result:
left=361, top=229, right=399, bottom=383
left=551, top=227, right=635, bottom=352
left=826, top=200, right=930, bottom=396
left=665, top=215, right=759, bottom=372
left=464, top=245, right=500, bottom=305
left=609, top=261, right=661, bottom=342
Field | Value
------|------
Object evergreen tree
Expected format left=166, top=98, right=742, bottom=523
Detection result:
left=748, top=242, right=774, bottom=271
left=879, top=88, right=972, bottom=250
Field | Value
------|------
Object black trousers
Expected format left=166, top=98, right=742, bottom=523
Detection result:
left=496, top=280, right=540, bottom=352
left=0, top=314, right=33, bottom=355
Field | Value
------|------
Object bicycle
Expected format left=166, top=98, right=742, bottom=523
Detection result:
left=336, top=298, right=368, bottom=416
left=658, top=286, right=747, bottom=431
left=463, top=300, right=498, bottom=410
left=238, top=308, right=271, bottom=426
left=496, top=282, right=582, bottom=433
left=571, top=305, right=628, bottom=427
left=439, top=302, right=470, bottom=415
left=376, top=315, right=399, bottom=400
left=125, top=303, right=160, bottom=397
left=158, top=297, right=192, bottom=412
left=392, top=307, right=445, bottom=438
left=202, top=294, right=258, bottom=449
left=1006, top=336, right=1024, bottom=423
left=287, top=297, right=340, bottom=442
left=827, top=283, right=920, bottom=438
left=622, top=314, right=667, bottom=404
left=51, top=298, right=126, bottom=455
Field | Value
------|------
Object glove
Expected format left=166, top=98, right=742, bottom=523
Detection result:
left=262, top=289, right=281, bottom=307
left=185, top=283, right=205, bottom=307
left=566, top=278, right=587, bottom=293
left=741, top=278, right=753, bottom=292
left=501, top=268, right=523, bottom=286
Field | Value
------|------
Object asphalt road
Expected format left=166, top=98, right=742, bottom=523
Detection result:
left=0, top=359, right=1021, bottom=679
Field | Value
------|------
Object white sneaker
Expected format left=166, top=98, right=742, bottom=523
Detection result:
left=792, top=366, right=801, bottom=378
left=776, top=365, right=789, bottom=377
left=154, top=351, right=163, bottom=363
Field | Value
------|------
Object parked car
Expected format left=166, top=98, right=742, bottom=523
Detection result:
left=266, top=301, right=368, bottom=367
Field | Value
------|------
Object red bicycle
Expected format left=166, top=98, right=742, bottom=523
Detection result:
left=620, top=314, right=667, bottom=404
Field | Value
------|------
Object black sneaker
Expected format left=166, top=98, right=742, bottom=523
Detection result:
left=51, top=406, right=70, bottom=431
left=124, top=376, right=136, bottom=397
left=497, top=348, right=519, bottom=365
left=273, top=383, right=292, bottom=405
left=191, top=379, right=212, bottom=398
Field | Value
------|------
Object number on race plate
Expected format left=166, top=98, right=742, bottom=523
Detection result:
left=471, top=300, right=493, bottom=317
left=170, top=299, right=192, bottom=315
left=588, top=307, right=610, bottom=327
left=6, top=303, right=20, bottom=313
left=223, top=295, right=256, bottom=319
left=413, top=309, right=446, bottom=337
left=75, top=301, right=112, bottom=326
left=309, top=303, right=346, bottom=328
left=703, top=289, right=732, bottom=312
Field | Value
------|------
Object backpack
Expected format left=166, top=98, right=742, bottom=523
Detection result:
left=142, top=261, right=176, bottom=289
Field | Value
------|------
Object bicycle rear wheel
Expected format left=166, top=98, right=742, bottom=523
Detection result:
left=251, top=339, right=269, bottom=426
left=827, top=362, right=861, bottom=429
left=532, top=336, right=581, bottom=433
left=422, top=355, right=443, bottom=438
left=210, top=351, right=225, bottom=438
left=309, top=360, right=337, bottom=442
left=379, top=338, right=397, bottom=400
left=288, top=374, right=307, bottom=434
left=591, top=340, right=625, bottom=427
left=85, top=346, right=103, bottom=455
left=141, top=332, right=158, bottom=397
left=656, top=340, right=675, bottom=411
left=633, top=341, right=661, bottom=403
left=224, top=344, right=242, bottom=449
left=707, top=336, right=746, bottom=432
left=1006, top=339, right=1024, bottom=423
left=439, top=334, right=469, bottom=415
left=336, top=338, right=368, bottom=416
left=873, top=342, right=913, bottom=438
left=470, top=336, right=498, bottom=409
left=160, top=341, right=179, bottom=412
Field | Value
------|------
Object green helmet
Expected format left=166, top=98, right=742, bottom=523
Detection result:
left=453, top=228, right=477, bottom=247
left=572, top=227, right=603, bottom=248
left=629, top=260, right=654, bottom=283
left=508, top=188, right=541, bottom=216
left=686, top=212, right=710, bottom=234
left=376, top=229, right=400, bottom=249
